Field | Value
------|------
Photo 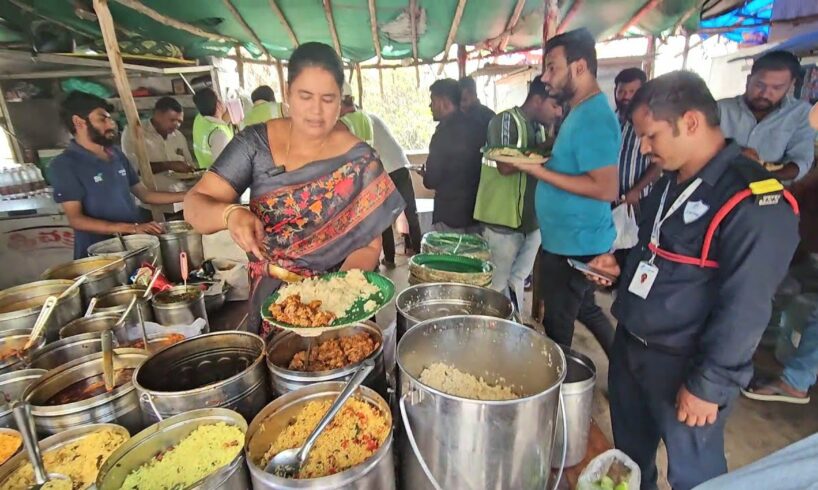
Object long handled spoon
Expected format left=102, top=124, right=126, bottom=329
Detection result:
left=180, top=252, right=189, bottom=288
left=101, top=329, right=115, bottom=392
left=23, top=297, right=57, bottom=351
left=84, top=298, right=98, bottom=318
left=12, top=401, right=72, bottom=490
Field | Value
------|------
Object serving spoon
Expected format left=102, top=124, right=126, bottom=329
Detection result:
left=265, top=358, right=375, bottom=477
left=12, top=401, right=72, bottom=490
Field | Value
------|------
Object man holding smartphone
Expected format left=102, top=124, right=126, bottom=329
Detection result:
left=586, top=71, right=798, bottom=490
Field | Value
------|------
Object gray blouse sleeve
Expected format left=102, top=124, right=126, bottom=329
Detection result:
left=209, top=127, right=261, bottom=195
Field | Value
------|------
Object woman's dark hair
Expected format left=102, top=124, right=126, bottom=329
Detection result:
left=430, top=79, right=461, bottom=107
left=193, top=88, right=219, bottom=116
left=751, top=50, right=801, bottom=80
left=615, top=67, right=647, bottom=87
left=60, top=91, right=113, bottom=134
left=287, top=42, right=345, bottom=90
left=545, top=28, right=598, bottom=78
left=628, top=71, right=720, bottom=132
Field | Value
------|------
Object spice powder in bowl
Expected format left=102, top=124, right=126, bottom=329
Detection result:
left=0, top=432, right=21, bottom=466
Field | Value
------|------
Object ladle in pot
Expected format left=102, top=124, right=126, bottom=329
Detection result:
left=265, top=358, right=376, bottom=477
left=115, top=233, right=128, bottom=252
left=101, top=329, right=115, bottom=392
left=83, top=297, right=98, bottom=318
left=179, top=252, right=189, bottom=288
left=23, top=296, right=57, bottom=351
left=142, top=266, right=162, bottom=299
left=11, top=401, right=72, bottom=490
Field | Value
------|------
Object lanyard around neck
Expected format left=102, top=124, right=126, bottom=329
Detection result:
left=650, top=177, right=703, bottom=248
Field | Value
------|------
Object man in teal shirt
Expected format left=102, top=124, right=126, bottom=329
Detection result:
left=509, top=28, right=619, bottom=355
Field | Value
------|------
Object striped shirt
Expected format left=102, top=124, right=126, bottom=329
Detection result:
left=618, top=119, right=653, bottom=198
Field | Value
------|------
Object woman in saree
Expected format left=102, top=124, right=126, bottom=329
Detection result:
left=184, top=42, right=405, bottom=336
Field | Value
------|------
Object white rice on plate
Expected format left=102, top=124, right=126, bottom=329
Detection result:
left=275, top=269, right=379, bottom=317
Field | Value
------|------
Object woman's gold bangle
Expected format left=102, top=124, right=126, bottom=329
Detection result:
left=223, top=204, right=247, bottom=228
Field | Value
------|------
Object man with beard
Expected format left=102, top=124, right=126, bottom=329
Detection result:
left=718, top=50, right=815, bottom=181
left=48, top=91, right=186, bottom=259
left=614, top=68, right=660, bottom=208
left=424, top=78, right=485, bottom=233
left=586, top=71, right=799, bottom=489
left=507, top=28, right=618, bottom=356
left=459, top=76, right=495, bottom=131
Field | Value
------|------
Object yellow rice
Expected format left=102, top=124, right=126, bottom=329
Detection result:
left=1, top=428, right=127, bottom=490
left=419, top=362, right=519, bottom=400
left=275, top=269, right=378, bottom=317
left=119, top=422, right=244, bottom=490
left=0, top=432, right=21, bottom=466
left=262, top=397, right=389, bottom=479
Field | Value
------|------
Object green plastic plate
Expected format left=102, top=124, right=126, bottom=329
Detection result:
left=409, top=254, right=493, bottom=274
left=260, top=271, right=395, bottom=336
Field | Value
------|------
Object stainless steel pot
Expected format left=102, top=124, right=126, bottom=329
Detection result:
left=96, top=408, right=249, bottom=490
left=0, top=369, right=46, bottom=428
left=0, top=423, right=129, bottom=488
left=133, top=331, right=269, bottom=425
left=200, top=281, right=231, bottom=315
left=41, top=256, right=128, bottom=307
left=23, top=348, right=148, bottom=435
left=0, top=329, right=46, bottom=375
left=29, top=332, right=107, bottom=371
left=552, top=345, right=596, bottom=468
left=58, top=312, right=122, bottom=339
left=151, top=285, right=209, bottom=331
left=245, top=382, right=395, bottom=489
left=397, top=316, right=566, bottom=490
left=395, top=283, right=514, bottom=342
left=266, top=322, right=386, bottom=398
left=87, top=234, right=162, bottom=275
left=0, top=280, right=82, bottom=341
left=94, top=285, right=154, bottom=323
left=158, top=221, right=204, bottom=282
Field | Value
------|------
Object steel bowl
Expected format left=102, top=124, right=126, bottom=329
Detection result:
left=200, top=281, right=231, bottom=315
left=151, top=285, right=209, bottom=332
left=58, top=313, right=123, bottom=340
left=0, top=329, right=46, bottom=375
left=96, top=408, right=249, bottom=490
left=0, top=279, right=82, bottom=341
left=41, top=256, right=128, bottom=306
left=29, top=332, right=108, bottom=371
left=0, top=369, right=46, bottom=428
left=87, top=234, right=162, bottom=275
left=158, top=221, right=204, bottom=283
left=23, top=348, right=148, bottom=435
left=94, top=285, right=154, bottom=323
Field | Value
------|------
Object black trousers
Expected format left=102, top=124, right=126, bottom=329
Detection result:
left=538, top=250, right=614, bottom=356
left=383, top=167, right=421, bottom=262
left=609, top=327, right=732, bottom=490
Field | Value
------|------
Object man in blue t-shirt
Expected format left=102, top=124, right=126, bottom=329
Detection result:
left=507, top=28, right=620, bottom=355
left=49, top=91, right=186, bottom=258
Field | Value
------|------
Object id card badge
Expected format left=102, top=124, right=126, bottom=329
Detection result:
left=628, top=261, right=659, bottom=299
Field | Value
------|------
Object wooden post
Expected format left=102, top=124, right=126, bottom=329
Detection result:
left=235, top=45, right=245, bottom=90
left=681, top=31, right=691, bottom=70
left=457, top=44, right=467, bottom=79
left=355, top=63, right=364, bottom=109
left=378, top=68, right=384, bottom=98
left=409, top=0, right=420, bottom=87
left=541, top=0, right=559, bottom=71
left=92, top=0, right=162, bottom=222
left=644, top=35, right=656, bottom=79
left=274, top=56, right=287, bottom=104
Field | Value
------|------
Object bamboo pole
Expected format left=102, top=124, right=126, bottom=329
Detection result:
left=235, top=45, right=245, bottom=89
left=355, top=63, right=363, bottom=109
left=436, top=0, right=468, bottom=76
left=222, top=0, right=271, bottom=58
left=557, top=0, right=584, bottom=35
left=617, top=0, right=664, bottom=37
left=368, top=0, right=381, bottom=60
left=409, top=0, right=420, bottom=87
left=323, top=0, right=343, bottom=57
left=672, top=4, right=699, bottom=35
left=267, top=0, right=299, bottom=48
left=92, top=0, right=162, bottom=222
left=112, top=0, right=233, bottom=42
left=644, top=35, right=656, bottom=79
left=457, top=44, right=467, bottom=79
left=275, top=57, right=287, bottom=104
left=681, top=31, right=691, bottom=70
left=498, top=0, right=526, bottom=52
left=541, top=0, right=559, bottom=71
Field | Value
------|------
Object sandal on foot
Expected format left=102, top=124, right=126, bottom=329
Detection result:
left=742, top=380, right=810, bottom=405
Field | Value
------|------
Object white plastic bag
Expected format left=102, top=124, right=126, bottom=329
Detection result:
left=612, top=204, right=639, bottom=251
left=577, top=449, right=641, bottom=490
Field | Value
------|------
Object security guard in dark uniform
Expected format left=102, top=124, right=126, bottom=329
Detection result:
left=586, top=71, right=800, bottom=490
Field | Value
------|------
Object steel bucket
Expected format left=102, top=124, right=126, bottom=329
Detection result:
left=397, top=315, right=567, bottom=490
left=58, top=312, right=122, bottom=339
left=0, top=369, right=46, bottom=428
left=151, top=285, right=209, bottom=332
left=29, top=332, right=107, bottom=371
left=158, top=220, right=204, bottom=282
left=94, top=285, right=154, bottom=323
left=552, top=345, right=596, bottom=468
left=87, top=234, right=162, bottom=275
left=133, top=331, right=270, bottom=424
left=23, top=348, right=148, bottom=435
left=245, top=382, right=395, bottom=489
left=96, top=408, right=250, bottom=490
left=395, top=283, right=514, bottom=342
left=0, top=423, right=129, bottom=488
left=266, top=322, right=386, bottom=398
left=0, top=279, right=82, bottom=341
left=41, top=256, right=128, bottom=306
left=0, top=329, right=46, bottom=375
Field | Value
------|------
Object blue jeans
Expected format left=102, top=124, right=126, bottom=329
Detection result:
left=483, top=226, right=541, bottom=312
left=782, top=302, right=818, bottom=391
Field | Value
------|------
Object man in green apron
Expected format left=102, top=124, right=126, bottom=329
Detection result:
left=475, top=78, right=562, bottom=312
left=192, top=88, right=234, bottom=169
left=242, top=85, right=286, bottom=128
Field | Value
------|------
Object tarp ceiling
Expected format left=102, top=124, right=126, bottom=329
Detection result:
left=0, top=0, right=764, bottom=63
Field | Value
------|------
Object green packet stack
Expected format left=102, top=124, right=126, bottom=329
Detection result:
left=420, top=232, right=492, bottom=261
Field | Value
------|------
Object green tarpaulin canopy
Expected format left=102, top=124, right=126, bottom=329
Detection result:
left=0, top=0, right=711, bottom=62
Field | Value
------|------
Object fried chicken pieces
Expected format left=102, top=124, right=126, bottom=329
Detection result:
left=268, top=294, right=336, bottom=327
left=288, top=332, right=379, bottom=372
